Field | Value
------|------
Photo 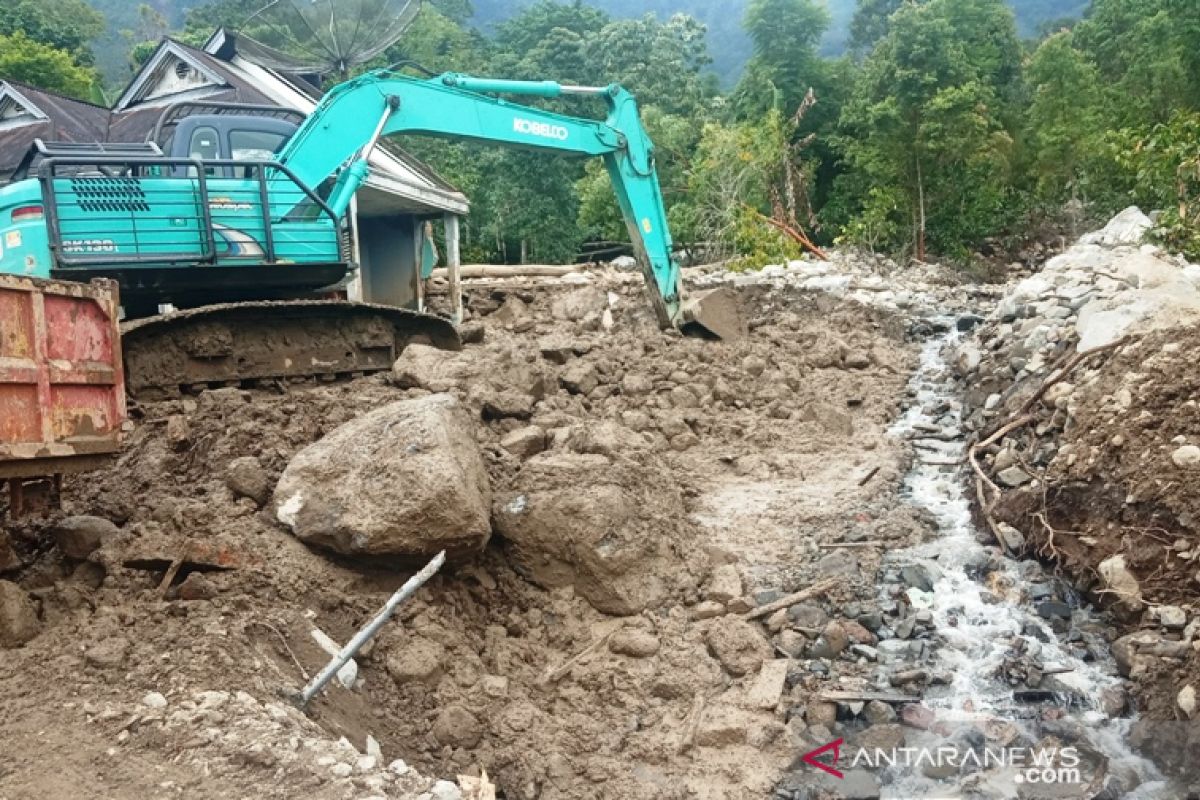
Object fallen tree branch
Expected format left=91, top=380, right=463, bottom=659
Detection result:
left=742, top=205, right=830, bottom=261
left=819, top=690, right=920, bottom=704
left=429, top=264, right=586, bottom=279
left=745, top=578, right=839, bottom=620
left=541, top=624, right=623, bottom=685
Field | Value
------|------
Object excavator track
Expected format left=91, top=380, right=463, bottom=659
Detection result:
left=122, top=300, right=461, bottom=400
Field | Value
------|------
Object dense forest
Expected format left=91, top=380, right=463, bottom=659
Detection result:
left=77, top=0, right=1088, bottom=88
left=2, top=0, right=1198, bottom=268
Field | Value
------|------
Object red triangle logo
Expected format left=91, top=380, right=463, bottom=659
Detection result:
left=801, top=737, right=844, bottom=779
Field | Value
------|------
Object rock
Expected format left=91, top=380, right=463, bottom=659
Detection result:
left=386, top=637, right=446, bottom=685
left=694, top=704, right=755, bottom=747
left=996, top=466, right=1033, bottom=487
left=854, top=723, right=906, bottom=752
left=742, top=355, right=767, bottom=377
left=431, top=705, right=483, bottom=748
left=900, top=703, right=936, bottom=730
left=85, top=636, right=130, bottom=669
left=481, top=675, right=508, bottom=698
left=996, top=522, right=1025, bottom=553
left=500, top=426, right=546, bottom=459
left=493, top=452, right=687, bottom=615
left=224, top=456, right=270, bottom=506
left=1179, top=685, right=1197, bottom=719
left=691, top=600, right=725, bottom=620
left=165, top=414, right=190, bottom=451
left=705, top=564, right=742, bottom=605
left=608, top=629, right=660, bottom=658
left=0, top=580, right=39, bottom=647
left=805, top=699, right=838, bottom=728
left=809, top=620, right=850, bottom=659
left=1154, top=605, right=1188, bottom=630
left=551, top=286, right=606, bottom=322
left=815, top=549, right=858, bottom=576
left=844, top=351, right=872, bottom=369
left=391, top=344, right=471, bottom=392
left=704, top=616, right=772, bottom=677
left=744, top=659, right=789, bottom=709
left=142, top=691, right=168, bottom=709
left=1099, top=554, right=1144, bottom=612
left=1112, top=631, right=1161, bottom=677
left=481, top=391, right=534, bottom=420
left=611, top=255, right=638, bottom=271
left=388, top=759, right=410, bottom=776
left=274, top=394, right=492, bottom=562
left=0, top=530, right=19, bottom=572
left=176, top=572, right=217, bottom=601
left=777, top=629, right=806, bottom=658
left=1100, top=686, right=1127, bottom=716
left=1172, top=445, right=1200, bottom=469
left=1079, top=206, right=1153, bottom=247
left=900, top=564, right=936, bottom=592
left=789, top=602, right=829, bottom=629
left=1036, top=601, right=1072, bottom=620
left=560, top=361, right=599, bottom=395
left=52, top=515, right=118, bottom=560
left=863, top=700, right=896, bottom=725
left=430, top=780, right=463, bottom=800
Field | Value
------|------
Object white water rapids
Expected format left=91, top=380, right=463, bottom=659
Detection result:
left=878, top=324, right=1167, bottom=799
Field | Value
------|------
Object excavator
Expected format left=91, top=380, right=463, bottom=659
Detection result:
left=0, top=70, right=740, bottom=399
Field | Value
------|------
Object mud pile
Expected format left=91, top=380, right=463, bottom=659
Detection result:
left=957, top=210, right=1200, bottom=784
left=0, top=266, right=927, bottom=799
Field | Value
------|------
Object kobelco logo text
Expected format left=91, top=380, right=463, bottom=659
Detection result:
left=513, top=118, right=569, bottom=140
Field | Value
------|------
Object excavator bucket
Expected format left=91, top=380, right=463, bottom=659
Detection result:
left=678, top=287, right=747, bottom=341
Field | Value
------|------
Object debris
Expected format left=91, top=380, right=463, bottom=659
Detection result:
left=311, top=627, right=358, bottom=689
left=608, top=628, right=660, bottom=658
left=541, top=624, right=623, bottom=685
left=0, top=580, right=40, bottom=648
left=744, top=659, right=789, bottom=709
left=705, top=616, right=772, bottom=676
left=52, top=516, right=118, bottom=560
left=295, top=551, right=445, bottom=707
left=744, top=578, right=839, bottom=620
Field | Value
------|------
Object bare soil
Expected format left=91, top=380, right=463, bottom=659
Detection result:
left=0, top=273, right=928, bottom=799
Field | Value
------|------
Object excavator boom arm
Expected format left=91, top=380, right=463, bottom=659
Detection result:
left=274, top=70, right=684, bottom=329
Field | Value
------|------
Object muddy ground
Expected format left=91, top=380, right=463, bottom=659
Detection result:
left=0, top=270, right=942, bottom=799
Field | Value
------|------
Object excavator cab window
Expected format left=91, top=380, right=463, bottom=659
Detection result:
left=187, top=126, right=221, bottom=176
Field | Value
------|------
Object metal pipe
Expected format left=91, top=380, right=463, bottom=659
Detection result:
left=294, top=550, right=446, bottom=708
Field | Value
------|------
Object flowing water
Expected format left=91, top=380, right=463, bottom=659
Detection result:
left=876, top=323, right=1167, bottom=799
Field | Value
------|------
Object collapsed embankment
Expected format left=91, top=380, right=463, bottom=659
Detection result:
left=957, top=208, right=1200, bottom=786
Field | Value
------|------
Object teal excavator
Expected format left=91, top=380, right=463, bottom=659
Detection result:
left=0, top=70, right=740, bottom=398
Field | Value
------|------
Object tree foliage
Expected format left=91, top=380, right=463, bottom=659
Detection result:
left=0, top=0, right=105, bottom=65
left=0, top=30, right=98, bottom=98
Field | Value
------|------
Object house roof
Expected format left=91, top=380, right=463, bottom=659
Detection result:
left=0, top=81, right=110, bottom=181
left=1, top=34, right=467, bottom=215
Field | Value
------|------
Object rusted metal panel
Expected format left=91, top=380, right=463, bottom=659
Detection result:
left=0, top=274, right=124, bottom=480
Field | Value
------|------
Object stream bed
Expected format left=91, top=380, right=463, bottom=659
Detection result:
left=874, top=322, right=1167, bottom=799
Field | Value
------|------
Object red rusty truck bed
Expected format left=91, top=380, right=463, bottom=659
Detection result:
left=0, top=275, right=125, bottom=505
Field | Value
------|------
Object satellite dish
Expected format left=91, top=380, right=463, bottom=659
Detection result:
left=240, top=0, right=422, bottom=79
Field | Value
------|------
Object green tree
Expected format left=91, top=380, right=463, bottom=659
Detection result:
left=837, top=0, right=1020, bottom=259
left=0, top=0, right=105, bottom=66
left=848, top=0, right=902, bottom=56
left=1024, top=31, right=1103, bottom=203
left=0, top=30, right=97, bottom=98
left=733, top=0, right=831, bottom=119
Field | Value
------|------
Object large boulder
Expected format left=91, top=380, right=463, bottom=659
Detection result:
left=493, top=443, right=697, bottom=615
left=274, top=394, right=492, bottom=561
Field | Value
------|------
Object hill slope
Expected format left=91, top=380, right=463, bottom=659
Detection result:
left=85, top=0, right=1089, bottom=87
